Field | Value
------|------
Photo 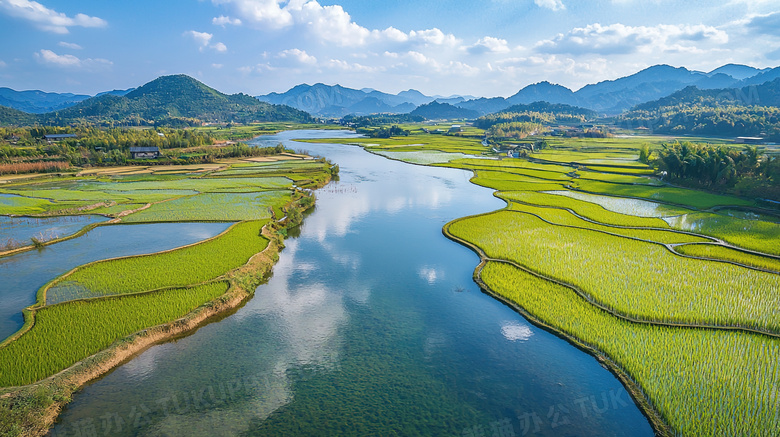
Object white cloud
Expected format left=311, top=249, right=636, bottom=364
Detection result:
left=325, top=59, right=380, bottom=73
left=535, top=0, right=566, bottom=11
left=57, top=41, right=82, bottom=50
left=0, top=60, right=6, bottom=68
left=0, top=0, right=106, bottom=34
left=278, top=48, right=317, bottom=64
left=183, top=30, right=228, bottom=52
left=745, top=12, right=780, bottom=37
left=466, top=36, right=510, bottom=54
left=536, top=23, right=728, bottom=55
left=212, top=63, right=224, bottom=68
left=34, top=49, right=111, bottom=70
left=212, top=15, right=242, bottom=26
left=212, top=0, right=458, bottom=48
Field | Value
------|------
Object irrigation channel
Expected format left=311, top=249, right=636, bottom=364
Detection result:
left=0, top=222, right=233, bottom=341
left=51, top=130, right=654, bottom=436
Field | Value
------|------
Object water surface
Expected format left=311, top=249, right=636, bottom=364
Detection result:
left=52, top=131, right=654, bottom=436
left=0, top=222, right=232, bottom=341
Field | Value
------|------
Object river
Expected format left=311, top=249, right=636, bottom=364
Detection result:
left=51, top=130, right=653, bottom=436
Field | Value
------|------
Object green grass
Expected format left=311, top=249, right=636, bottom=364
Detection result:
left=498, top=191, right=672, bottom=228
left=674, top=244, right=780, bottom=272
left=544, top=190, right=692, bottom=218
left=576, top=170, right=661, bottom=185
left=573, top=179, right=755, bottom=209
left=506, top=202, right=709, bottom=244
left=480, top=261, right=780, bottom=437
left=0, top=194, right=55, bottom=215
left=448, top=211, right=780, bottom=333
left=470, top=173, right=568, bottom=192
left=665, top=212, right=780, bottom=256
left=121, top=191, right=288, bottom=222
left=0, top=282, right=229, bottom=387
left=46, top=221, right=269, bottom=301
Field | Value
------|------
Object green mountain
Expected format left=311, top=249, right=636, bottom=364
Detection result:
left=409, top=101, right=479, bottom=120
left=0, top=105, right=37, bottom=125
left=2, top=75, right=313, bottom=126
left=620, top=78, right=780, bottom=140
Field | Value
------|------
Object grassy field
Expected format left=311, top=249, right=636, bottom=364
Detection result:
left=46, top=221, right=269, bottom=302
left=0, top=282, right=229, bottom=387
left=449, top=211, right=780, bottom=333
left=480, top=261, right=779, bottom=437
left=674, top=243, right=780, bottom=272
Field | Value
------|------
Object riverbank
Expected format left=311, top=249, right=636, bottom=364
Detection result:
left=0, top=152, right=333, bottom=436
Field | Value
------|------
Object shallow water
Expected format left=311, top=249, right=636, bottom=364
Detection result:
left=0, top=222, right=232, bottom=341
left=0, top=214, right=107, bottom=249
left=51, top=131, right=653, bottom=437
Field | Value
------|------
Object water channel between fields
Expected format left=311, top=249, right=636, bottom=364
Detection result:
left=51, top=130, right=654, bottom=437
left=0, top=222, right=233, bottom=341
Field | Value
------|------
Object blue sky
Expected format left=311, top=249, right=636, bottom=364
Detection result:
left=0, top=0, right=778, bottom=97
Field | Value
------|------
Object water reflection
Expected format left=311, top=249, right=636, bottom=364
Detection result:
left=52, top=131, right=654, bottom=437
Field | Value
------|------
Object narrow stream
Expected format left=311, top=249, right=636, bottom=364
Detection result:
left=51, top=131, right=654, bottom=436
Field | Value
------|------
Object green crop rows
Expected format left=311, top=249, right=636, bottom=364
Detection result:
left=0, top=282, right=229, bottom=387
left=674, top=243, right=780, bottom=272
left=480, top=262, right=779, bottom=437
left=449, top=211, right=780, bottom=332
left=46, top=221, right=269, bottom=301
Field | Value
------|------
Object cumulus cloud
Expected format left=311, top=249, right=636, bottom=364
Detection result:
left=466, top=36, right=510, bottom=54
left=212, top=15, right=242, bottom=26
left=745, top=12, right=780, bottom=36
left=34, top=49, right=111, bottom=70
left=278, top=48, right=317, bottom=64
left=212, top=0, right=458, bottom=48
left=535, top=0, right=566, bottom=11
left=183, top=30, right=228, bottom=52
left=57, top=41, right=82, bottom=50
left=536, top=23, right=728, bottom=55
left=0, top=0, right=106, bottom=34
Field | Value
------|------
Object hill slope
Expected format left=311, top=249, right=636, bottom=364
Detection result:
left=31, top=75, right=313, bottom=125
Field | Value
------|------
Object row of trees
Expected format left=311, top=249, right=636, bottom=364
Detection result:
left=486, top=122, right=544, bottom=139
left=655, top=142, right=780, bottom=199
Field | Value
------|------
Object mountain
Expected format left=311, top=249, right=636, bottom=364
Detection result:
left=409, top=101, right=479, bottom=120
left=619, top=78, right=780, bottom=140
left=0, top=75, right=312, bottom=126
left=95, top=88, right=135, bottom=98
left=0, top=88, right=91, bottom=114
left=741, top=66, right=780, bottom=86
left=507, top=81, right=579, bottom=106
left=257, top=83, right=438, bottom=116
left=0, top=105, right=37, bottom=125
left=708, top=64, right=768, bottom=80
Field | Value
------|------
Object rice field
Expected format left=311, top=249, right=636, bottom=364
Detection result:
left=0, top=282, right=229, bottom=387
left=46, top=220, right=269, bottom=302
left=674, top=243, right=780, bottom=272
left=506, top=202, right=709, bottom=244
left=498, top=191, right=671, bottom=228
left=121, top=191, right=289, bottom=222
left=573, top=179, right=755, bottom=209
left=480, top=262, right=780, bottom=437
left=665, top=212, right=780, bottom=256
left=448, top=211, right=780, bottom=333
left=544, top=190, right=691, bottom=218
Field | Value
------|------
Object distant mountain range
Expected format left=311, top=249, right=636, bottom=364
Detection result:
left=256, top=63, right=779, bottom=117
left=2, top=63, right=780, bottom=124
left=0, top=75, right=311, bottom=126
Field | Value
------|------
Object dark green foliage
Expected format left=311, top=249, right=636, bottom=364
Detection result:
left=0, top=75, right=313, bottom=127
left=341, top=113, right=424, bottom=127
left=620, top=78, right=780, bottom=140
left=655, top=142, right=779, bottom=199
left=475, top=102, right=596, bottom=129
left=360, top=125, right=410, bottom=138
left=409, top=101, right=479, bottom=120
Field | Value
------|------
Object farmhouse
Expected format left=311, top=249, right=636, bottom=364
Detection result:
left=735, top=136, right=764, bottom=144
left=43, top=134, right=77, bottom=142
left=129, top=146, right=161, bottom=159
left=448, top=125, right=462, bottom=134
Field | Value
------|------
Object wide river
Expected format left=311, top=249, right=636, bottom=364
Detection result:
left=52, top=131, right=653, bottom=436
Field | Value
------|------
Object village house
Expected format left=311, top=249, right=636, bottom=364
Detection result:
left=129, top=146, right=161, bottom=159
